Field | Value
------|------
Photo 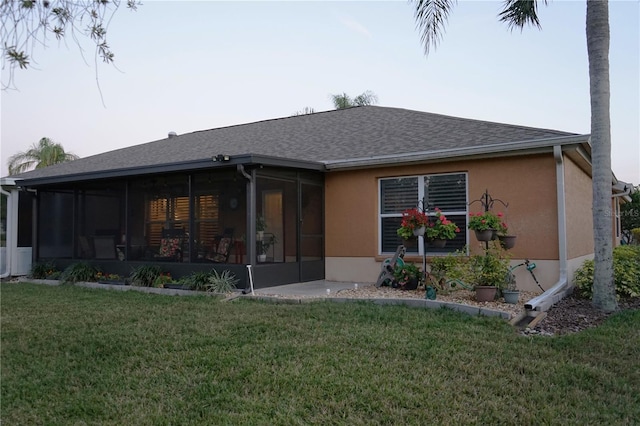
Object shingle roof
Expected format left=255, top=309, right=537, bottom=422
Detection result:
left=11, top=106, right=582, bottom=182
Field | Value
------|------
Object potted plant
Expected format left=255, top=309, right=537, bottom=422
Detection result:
left=425, top=208, right=461, bottom=247
left=397, top=208, right=429, bottom=239
left=257, top=234, right=277, bottom=262
left=496, top=220, right=517, bottom=250
left=256, top=215, right=267, bottom=240
left=393, top=262, right=422, bottom=290
left=468, top=211, right=502, bottom=242
left=502, top=269, right=520, bottom=304
left=468, top=242, right=511, bottom=302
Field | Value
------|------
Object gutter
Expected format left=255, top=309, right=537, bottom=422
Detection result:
left=524, top=145, right=572, bottom=311
left=324, top=134, right=590, bottom=170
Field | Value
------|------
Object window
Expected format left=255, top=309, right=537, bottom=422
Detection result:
left=379, top=173, right=467, bottom=255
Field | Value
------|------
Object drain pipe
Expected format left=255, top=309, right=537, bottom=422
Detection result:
left=524, top=145, right=571, bottom=311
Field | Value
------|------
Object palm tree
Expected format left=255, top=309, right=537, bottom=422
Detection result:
left=330, top=91, right=378, bottom=109
left=412, top=0, right=617, bottom=311
left=7, top=137, right=80, bottom=175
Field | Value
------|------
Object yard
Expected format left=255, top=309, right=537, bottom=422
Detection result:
left=2, top=283, right=639, bottom=424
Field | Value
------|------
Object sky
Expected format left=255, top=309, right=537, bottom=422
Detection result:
left=1, top=0, right=638, bottom=184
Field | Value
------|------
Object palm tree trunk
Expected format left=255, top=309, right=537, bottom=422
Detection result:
left=587, top=0, right=617, bottom=312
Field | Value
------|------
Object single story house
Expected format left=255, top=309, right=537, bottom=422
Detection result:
left=1, top=106, right=629, bottom=310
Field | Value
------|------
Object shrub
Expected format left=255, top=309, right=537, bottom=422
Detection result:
left=206, top=269, right=238, bottom=293
left=61, top=262, right=98, bottom=284
left=129, top=265, right=163, bottom=287
left=179, top=271, right=213, bottom=291
left=30, top=261, right=58, bottom=279
left=574, top=245, right=640, bottom=299
left=632, top=228, right=640, bottom=245
left=153, top=272, right=174, bottom=288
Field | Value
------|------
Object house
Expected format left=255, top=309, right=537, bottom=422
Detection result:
left=0, top=106, right=629, bottom=309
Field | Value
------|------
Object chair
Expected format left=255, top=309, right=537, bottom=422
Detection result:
left=154, top=228, right=185, bottom=262
left=78, top=236, right=94, bottom=258
left=207, top=228, right=234, bottom=263
left=94, top=235, right=117, bottom=260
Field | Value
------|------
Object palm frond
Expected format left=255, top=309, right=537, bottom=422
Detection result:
left=353, top=90, right=378, bottom=106
left=412, top=0, right=457, bottom=55
left=6, top=136, right=79, bottom=175
left=499, top=0, right=546, bottom=30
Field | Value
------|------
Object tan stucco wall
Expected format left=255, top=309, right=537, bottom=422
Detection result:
left=324, top=152, right=598, bottom=288
left=325, top=154, right=560, bottom=261
left=564, top=156, right=595, bottom=257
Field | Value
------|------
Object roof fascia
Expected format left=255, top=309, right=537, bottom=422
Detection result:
left=323, top=134, right=590, bottom=171
left=17, top=154, right=325, bottom=187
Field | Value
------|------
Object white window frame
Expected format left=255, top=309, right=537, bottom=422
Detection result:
left=378, top=172, right=468, bottom=256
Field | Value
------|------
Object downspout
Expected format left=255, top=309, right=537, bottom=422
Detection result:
left=238, top=164, right=256, bottom=294
left=524, top=145, right=571, bottom=311
left=0, top=186, right=12, bottom=278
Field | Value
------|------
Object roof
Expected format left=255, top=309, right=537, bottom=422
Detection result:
left=9, top=106, right=587, bottom=185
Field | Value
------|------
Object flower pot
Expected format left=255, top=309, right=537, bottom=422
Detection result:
left=498, top=235, right=517, bottom=249
left=98, top=280, right=127, bottom=286
left=475, top=285, right=497, bottom=302
left=474, top=229, right=493, bottom=242
left=257, top=253, right=267, bottom=262
left=413, top=226, right=426, bottom=237
left=402, top=278, right=419, bottom=290
left=502, top=289, right=520, bottom=304
left=430, top=238, right=447, bottom=248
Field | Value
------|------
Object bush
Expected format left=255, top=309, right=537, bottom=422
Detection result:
left=179, top=271, right=213, bottom=291
left=30, top=261, right=58, bottom=279
left=129, top=265, right=163, bottom=287
left=153, top=273, right=174, bottom=288
left=429, top=252, right=468, bottom=282
left=61, top=262, right=98, bottom=284
left=206, top=269, right=238, bottom=293
left=574, top=245, right=640, bottom=299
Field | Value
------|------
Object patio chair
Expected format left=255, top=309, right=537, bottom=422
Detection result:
left=154, top=228, right=185, bottom=262
left=78, top=235, right=93, bottom=258
left=94, top=235, right=117, bottom=259
left=206, top=228, right=234, bottom=263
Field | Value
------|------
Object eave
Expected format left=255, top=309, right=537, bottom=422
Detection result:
left=16, top=154, right=325, bottom=188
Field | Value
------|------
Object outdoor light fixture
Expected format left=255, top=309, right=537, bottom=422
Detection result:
left=213, top=154, right=231, bottom=162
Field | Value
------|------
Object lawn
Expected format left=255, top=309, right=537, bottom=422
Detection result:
left=2, top=283, right=639, bottom=425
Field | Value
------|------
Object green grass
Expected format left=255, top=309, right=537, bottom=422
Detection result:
left=2, top=283, right=639, bottom=425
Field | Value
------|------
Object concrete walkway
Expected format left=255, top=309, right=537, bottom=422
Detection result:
left=251, top=280, right=361, bottom=297
left=247, top=280, right=511, bottom=319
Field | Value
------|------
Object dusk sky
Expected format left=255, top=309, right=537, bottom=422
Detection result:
left=1, top=0, right=638, bottom=184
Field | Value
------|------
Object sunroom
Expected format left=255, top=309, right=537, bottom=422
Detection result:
left=18, top=156, right=325, bottom=289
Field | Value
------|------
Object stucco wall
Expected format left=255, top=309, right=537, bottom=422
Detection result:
left=325, top=154, right=560, bottom=261
left=323, top=153, right=581, bottom=289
